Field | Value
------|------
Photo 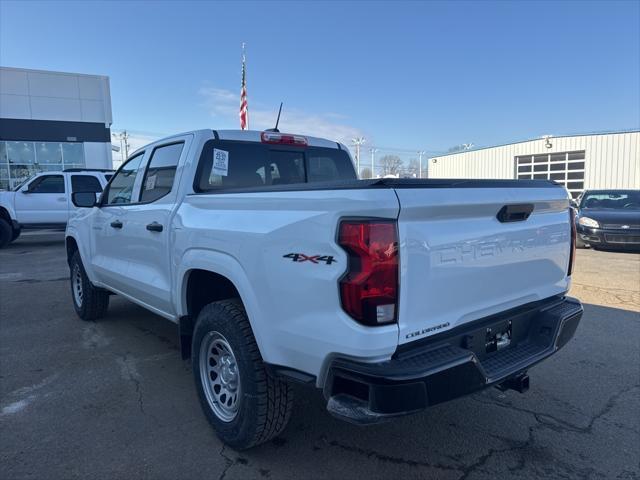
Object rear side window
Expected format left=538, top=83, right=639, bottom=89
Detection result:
left=106, top=153, right=145, bottom=205
left=140, top=142, right=183, bottom=203
left=28, top=175, right=65, bottom=193
left=71, top=175, right=102, bottom=193
left=196, top=140, right=355, bottom=191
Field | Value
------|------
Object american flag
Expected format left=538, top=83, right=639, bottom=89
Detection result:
left=239, top=44, right=249, bottom=130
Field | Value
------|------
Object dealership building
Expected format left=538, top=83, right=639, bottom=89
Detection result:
left=0, top=66, right=113, bottom=190
left=428, top=130, right=639, bottom=198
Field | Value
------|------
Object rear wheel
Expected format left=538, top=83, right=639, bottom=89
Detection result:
left=192, top=299, right=293, bottom=450
left=0, top=219, right=11, bottom=249
left=70, top=251, right=109, bottom=321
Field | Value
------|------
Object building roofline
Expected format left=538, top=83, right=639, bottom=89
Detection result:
left=430, top=128, right=640, bottom=159
left=0, top=65, right=109, bottom=80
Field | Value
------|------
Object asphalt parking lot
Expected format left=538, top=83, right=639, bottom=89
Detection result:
left=1, top=232, right=639, bottom=480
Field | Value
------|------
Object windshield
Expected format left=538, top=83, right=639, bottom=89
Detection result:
left=12, top=175, right=35, bottom=192
left=580, top=190, right=640, bottom=210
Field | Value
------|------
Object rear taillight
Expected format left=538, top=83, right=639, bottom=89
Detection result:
left=568, top=207, right=576, bottom=276
left=261, top=131, right=308, bottom=146
left=338, top=220, right=398, bottom=326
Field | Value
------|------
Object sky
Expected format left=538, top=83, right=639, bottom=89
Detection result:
left=1, top=0, right=639, bottom=155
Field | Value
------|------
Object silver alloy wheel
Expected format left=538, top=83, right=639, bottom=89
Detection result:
left=199, top=331, right=241, bottom=422
left=72, top=263, right=83, bottom=307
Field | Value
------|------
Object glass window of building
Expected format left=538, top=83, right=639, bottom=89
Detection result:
left=35, top=142, right=63, bottom=165
left=62, top=143, right=84, bottom=167
left=0, top=141, right=86, bottom=190
left=7, top=141, right=36, bottom=164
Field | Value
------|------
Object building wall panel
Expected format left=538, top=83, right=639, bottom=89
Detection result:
left=429, top=132, right=640, bottom=191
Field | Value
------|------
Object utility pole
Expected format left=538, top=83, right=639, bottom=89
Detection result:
left=111, top=132, right=124, bottom=164
left=121, top=130, right=130, bottom=159
left=370, top=148, right=378, bottom=178
left=352, top=137, right=365, bottom=177
left=418, top=151, right=425, bottom=178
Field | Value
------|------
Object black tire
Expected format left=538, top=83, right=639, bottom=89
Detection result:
left=70, top=251, right=109, bottom=321
left=192, top=299, right=293, bottom=450
left=0, top=218, right=11, bottom=249
left=10, top=226, right=21, bottom=243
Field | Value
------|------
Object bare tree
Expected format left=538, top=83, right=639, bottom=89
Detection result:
left=379, top=155, right=403, bottom=176
left=360, top=167, right=373, bottom=179
left=406, top=158, right=419, bottom=177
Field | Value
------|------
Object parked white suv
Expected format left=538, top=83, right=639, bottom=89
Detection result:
left=65, top=129, right=583, bottom=449
left=0, top=169, right=112, bottom=247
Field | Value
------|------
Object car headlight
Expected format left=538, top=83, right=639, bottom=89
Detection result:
left=578, top=216, right=599, bottom=228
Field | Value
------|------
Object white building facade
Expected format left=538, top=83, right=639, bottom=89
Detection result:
left=428, top=131, right=640, bottom=198
left=0, top=67, right=113, bottom=190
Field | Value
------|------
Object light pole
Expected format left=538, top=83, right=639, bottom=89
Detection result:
left=418, top=151, right=425, bottom=178
left=112, top=131, right=131, bottom=162
left=370, top=148, right=378, bottom=178
left=351, top=137, right=365, bottom=177
left=111, top=132, right=124, bottom=164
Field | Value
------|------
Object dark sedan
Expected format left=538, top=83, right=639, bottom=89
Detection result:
left=574, top=189, right=640, bottom=250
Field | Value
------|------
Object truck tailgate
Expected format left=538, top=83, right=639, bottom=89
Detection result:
left=395, top=185, right=571, bottom=345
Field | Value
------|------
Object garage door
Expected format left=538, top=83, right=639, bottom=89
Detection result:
left=515, top=150, right=585, bottom=199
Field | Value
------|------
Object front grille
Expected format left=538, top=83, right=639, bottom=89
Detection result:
left=604, top=234, right=640, bottom=244
left=602, top=224, right=640, bottom=229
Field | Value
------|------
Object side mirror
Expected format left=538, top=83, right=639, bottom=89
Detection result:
left=570, top=199, right=578, bottom=209
left=72, top=191, right=98, bottom=208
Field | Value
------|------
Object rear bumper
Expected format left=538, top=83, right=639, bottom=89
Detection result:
left=324, top=296, right=583, bottom=425
left=577, top=225, right=640, bottom=249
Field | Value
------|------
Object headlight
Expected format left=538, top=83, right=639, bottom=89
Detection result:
left=578, top=216, right=599, bottom=228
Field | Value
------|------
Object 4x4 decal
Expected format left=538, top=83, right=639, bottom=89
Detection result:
left=283, top=253, right=336, bottom=265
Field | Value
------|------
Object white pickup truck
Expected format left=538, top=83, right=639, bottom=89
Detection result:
left=65, top=129, right=583, bottom=449
left=0, top=169, right=112, bottom=247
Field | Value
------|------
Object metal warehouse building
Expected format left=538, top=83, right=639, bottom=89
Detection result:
left=0, top=66, right=113, bottom=190
left=428, top=130, right=639, bottom=198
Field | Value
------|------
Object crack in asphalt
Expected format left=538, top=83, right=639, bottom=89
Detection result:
left=318, top=434, right=460, bottom=473
left=116, top=354, right=145, bottom=415
left=218, top=444, right=236, bottom=480
left=319, top=385, right=639, bottom=479
left=473, top=384, right=640, bottom=436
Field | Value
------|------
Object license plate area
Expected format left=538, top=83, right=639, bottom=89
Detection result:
left=461, top=315, right=527, bottom=361
left=485, top=320, right=512, bottom=353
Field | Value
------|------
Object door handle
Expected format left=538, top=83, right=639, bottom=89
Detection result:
left=146, top=222, right=163, bottom=232
left=110, top=220, right=123, bottom=229
left=496, top=204, right=534, bottom=223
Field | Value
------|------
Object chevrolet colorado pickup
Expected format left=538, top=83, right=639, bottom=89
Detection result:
left=66, top=129, right=583, bottom=449
left=0, top=169, right=112, bottom=248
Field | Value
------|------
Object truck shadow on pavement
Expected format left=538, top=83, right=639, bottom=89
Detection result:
left=98, top=300, right=639, bottom=480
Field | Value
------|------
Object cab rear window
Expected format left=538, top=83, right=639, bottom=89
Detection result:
left=195, top=140, right=355, bottom=192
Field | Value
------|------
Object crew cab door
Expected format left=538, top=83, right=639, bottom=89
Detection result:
left=114, top=140, right=187, bottom=315
left=92, top=138, right=188, bottom=317
left=91, top=152, right=147, bottom=294
left=14, top=174, right=68, bottom=225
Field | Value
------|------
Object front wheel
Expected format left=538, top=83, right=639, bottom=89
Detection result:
left=192, top=299, right=293, bottom=450
left=70, top=251, right=109, bottom=321
left=10, top=226, right=21, bottom=243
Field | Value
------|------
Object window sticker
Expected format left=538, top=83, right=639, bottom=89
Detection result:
left=145, top=174, right=157, bottom=190
left=212, top=149, right=229, bottom=177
